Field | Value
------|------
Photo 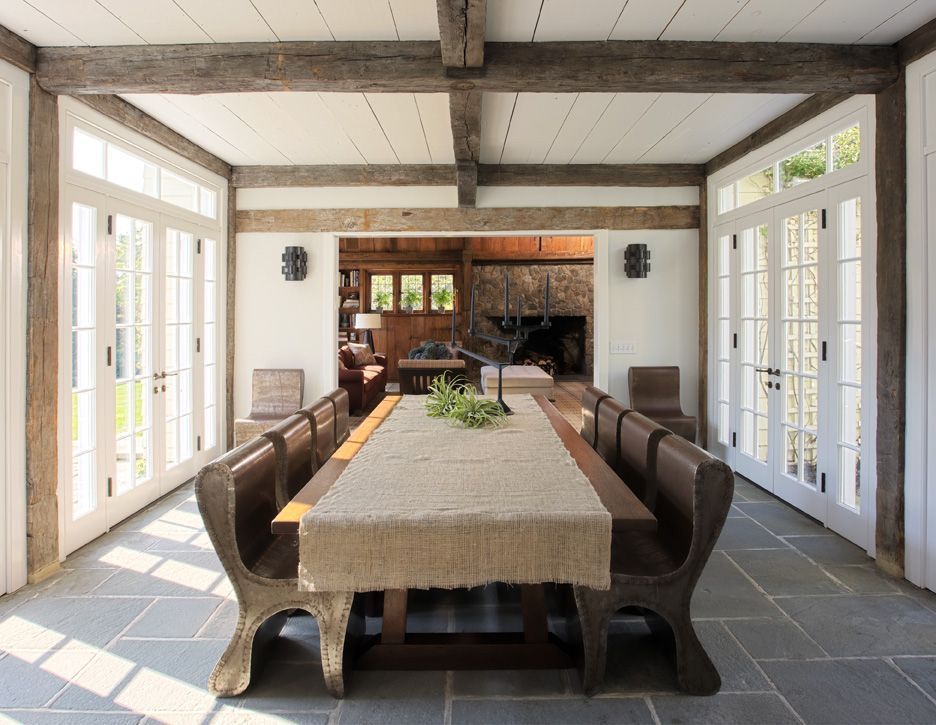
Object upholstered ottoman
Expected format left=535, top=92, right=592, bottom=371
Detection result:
left=480, top=365, right=555, bottom=399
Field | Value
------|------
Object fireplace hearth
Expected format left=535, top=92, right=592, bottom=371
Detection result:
left=489, top=315, right=587, bottom=376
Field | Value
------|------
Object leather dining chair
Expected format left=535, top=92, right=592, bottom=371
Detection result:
left=627, top=366, right=697, bottom=443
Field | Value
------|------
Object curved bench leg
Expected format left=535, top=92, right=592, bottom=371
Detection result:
left=573, top=586, right=613, bottom=696
left=208, top=608, right=265, bottom=697
left=661, top=605, right=720, bottom=696
left=313, top=591, right=356, bottom=699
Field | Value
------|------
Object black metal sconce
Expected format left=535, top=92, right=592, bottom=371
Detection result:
left=624, top=243, right=651, bottom=278
left=281, top=246, right=308, bottom=281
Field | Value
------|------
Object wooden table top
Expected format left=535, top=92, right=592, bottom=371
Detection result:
left=271, top=393, right=656, bottom=535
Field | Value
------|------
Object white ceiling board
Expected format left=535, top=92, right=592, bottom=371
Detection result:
left=533, top=1, right=626, bottom=41
left=715, top=0, right=825, bottom=41
left=313, top=0, right=399, bottom=40
left=120, top=94, right=255, bottom=166
left=781, top=0, right=918, bottom=43
left=858, top=0, right=936, bottom=44
left=499, top=93, right=578, bottom=163
left=172, top=0, right=277, bottom=43
left=486, top=0, right=543, bottom=41
left=603, top=93, right=711, bottom=163
left=366, top=94, right=432, bottom=163
left=268, top=94, right=367, bottom=164
left=415, top=94, right=455, bottom=164
left=389, top=0, right=441, bottom=39
left=24, top=0, right=143, bottom=45
left=608, top=0, right=683, bottom=40
left=479, top=93, right=519, bottom=164
left=318, top=93, right=400, bottom=163
left=570, top=93, right=659, bottom=163
left=213, top=94, right=327, bottom=164
left=543, top=93, right=616, bottom=164
left=97, top=0, right=211, bottom=44
left=248, top=0, right=333, bottom=41
left=0, top=0, right=84, bottom=46
left=660, top=0, right=750, bottom=41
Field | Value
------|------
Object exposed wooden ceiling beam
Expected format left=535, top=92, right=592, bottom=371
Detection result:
left=232, top=164, right=455, bottom=188
left=437, top=0, right=486, bottom=68
left=77, top=95, right=231, bottom=179
left=898, top=15, right=936, bottom=66
left=35, top=40, right=898, bottom=95
left=449, top=91, right=482, bottom=207
left=236, top=205, right=700, bottom=233
left=705, top=93, right=853, bottom=175
left=0, top=22, right=36, bottom=73
left=478, top=164, right=705, bottom=187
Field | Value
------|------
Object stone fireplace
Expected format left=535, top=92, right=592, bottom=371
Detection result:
left=469, top=263, right=594, bottom=378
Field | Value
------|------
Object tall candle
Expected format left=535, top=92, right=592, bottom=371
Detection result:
left=503, top=272, right=509, bottom=326
left=516, top=294, right=523, bottom=328
left=450, top=290, right=456, bottom=342
left=544, top=273, right=550, bottom=324
left=470, top=283, right=477, bottom=333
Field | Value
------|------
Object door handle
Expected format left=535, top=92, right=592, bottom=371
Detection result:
left=755, top=367, right=774, bottom=375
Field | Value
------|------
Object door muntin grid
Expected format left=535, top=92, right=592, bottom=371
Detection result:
left=837, top=196, right=862, bottom=511
left=203, top=237, right=218, bottom=451
left=739, top=224, right=770, bottom=463
left=716, top=233, right=732, bottom=446
left=165, top=228, right=194, bottom=469
left=781, top=209, right=820, bottom=488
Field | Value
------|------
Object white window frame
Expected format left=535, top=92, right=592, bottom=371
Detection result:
left=707, top=94, right=877, bottom=556
left=0, top=60, right=28, bottom=595
left=57, top=97, right=227, bottom=560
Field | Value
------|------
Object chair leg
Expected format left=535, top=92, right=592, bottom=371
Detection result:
left=312, top=591, right=356, bottom=699
left=661, top=605, right=721, bottom=696
left=573, top=586, right=614, bottom=696
left=208, top=608, right=267, bottom=697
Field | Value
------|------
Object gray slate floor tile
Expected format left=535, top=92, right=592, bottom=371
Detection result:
left=778, top=594, right=936, bottom=657
left=762, top=659, right=936, bottom=724
left=715, top=518, right=787, bottom=551
left=236, top=659, right=336, bottom=712
left=125, top=598, right=221, bottom=639
left=824, top=564, right=901, bottom=594
left=725, top=618, right=826, bottom=660
left=728, top=549, right=846, bottom=596
left=453, top=669, right=567, bottom=697
left=651, top=692, right=799, bottom=724
left=734, top=502, right=826, bottom=536
left=601, top=623, right=679, bottom=694
left=732, top=478, right=775, bottom=502
left=0, top=711, right=143, bottom=724
left=695, top=622, right=770, bottom=692
left=451, top=696, right=654, bottom=724
left=0, top=649, right=96, bottom=708
left=691, top=552, right=780, bottom=619
left=893, top=657, right=936, bottom=701
left=337, top=671, right=445, bottom=724
left=786, top=535, right=870, bottom=565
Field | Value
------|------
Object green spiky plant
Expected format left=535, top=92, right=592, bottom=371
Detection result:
left=425, top=374, right=464, bottom=418
left=424, top=375, right=507, bottom=429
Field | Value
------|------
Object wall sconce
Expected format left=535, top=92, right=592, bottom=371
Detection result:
left=624, top=243, right=651, bottom=278
left=281, top=246, right=308, bottom=281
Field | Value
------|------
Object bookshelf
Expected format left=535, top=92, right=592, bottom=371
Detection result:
left=338, top=267, right=363, bottom=345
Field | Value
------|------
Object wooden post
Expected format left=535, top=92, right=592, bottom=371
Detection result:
left=226, top=180, right=236, bottom=450
left=697, top=183, right=708, bottom=449
left=25, top=77, right=59, bottom=582
left=874, top=73, right=907, bottom=577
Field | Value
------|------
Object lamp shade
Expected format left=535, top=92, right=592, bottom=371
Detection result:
left=354, top=313, right=383, bottom=330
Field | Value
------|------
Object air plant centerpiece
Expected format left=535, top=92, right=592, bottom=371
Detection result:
left=425, top=375, right=507, bottom=429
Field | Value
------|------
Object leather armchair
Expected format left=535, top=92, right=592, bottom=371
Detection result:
left=627, top=366, right=697, bottom=443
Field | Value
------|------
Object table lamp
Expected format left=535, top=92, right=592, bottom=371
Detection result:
left=354, top=313, right=383, bottom=352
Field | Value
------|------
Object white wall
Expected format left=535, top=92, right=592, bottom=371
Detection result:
left=605, top=230, right=699, bottom=416
left=234, top=232, right=338, bottom=417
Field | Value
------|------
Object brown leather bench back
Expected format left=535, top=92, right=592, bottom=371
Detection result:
left=581, top=385, right=611, bottom=448
left=654, top=434, right=733, bottom=569
left=262, top=413, right=316, bottom=509
left=619, top=412, right=671, bottom=510
left=297, top=398, right=338, bottom=467
left=595, top=396, right=629, bottom=472
left=325, top=388, right=351, bottom=446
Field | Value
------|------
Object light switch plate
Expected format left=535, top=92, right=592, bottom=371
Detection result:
left=610, top=341, right=636, bottom=354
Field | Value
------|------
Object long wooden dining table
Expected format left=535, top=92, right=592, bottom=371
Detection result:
left=271, top=393, right=656, bottom=671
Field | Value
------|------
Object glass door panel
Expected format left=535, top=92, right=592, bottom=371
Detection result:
left=202, top=238, right=218, bottom=452
left=714, top=228, right=733, bottom=451
left=164, top=228, right=195, bottom=470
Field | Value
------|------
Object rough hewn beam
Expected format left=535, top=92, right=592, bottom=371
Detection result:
left=0, top=23, right=36, bottom=73
left=78, top=95, right=231, bottom=179
left=898, top=15, right=936, bottom=66
left=226, top=181, right=236, bottom=450
left=875, top=74, right=907, bottom=578
left=236, top=206, right=699, bottom=233
left=36, top=41, right=898, bottom=95
left=231, top=164, right=456, bottom=188
left=437, top=0, right=486, bottom=67
left=705, top=93, right=853, bottom=174
left=479, top=163, right=705, bottom=187
left=449, top=91, right=482, bottom=207
left=26, top=77, right=59, bottom=582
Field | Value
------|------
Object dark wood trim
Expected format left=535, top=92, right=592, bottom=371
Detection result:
left=449, top=92, right=481, bottom=207
left=36, top=40, right=898, bottom=95
left=225, top=181, right=236, bottom=450
left=237, top=206, right=700, bottom=234
left=437, top=0, right=486, bottom=68
left=0, top=22, right=36, bottom=73
left=232, top=164, right=456, bottom=188
left=705, top=93, right=853, bottom=175
left=381, top=590, right=408, bottom=644
left=355, top=633, right=573, bottom=670
left=25, top=78, right=59, bottom=580
left=75, top=95, right=232, bottom=180
left=874, top=74, right=907, bottom=578
left=478, top=163, right=705, bottom=187
left=898, top=16, right=936, bottom=66
left=697, top=183, right=708, bottom=450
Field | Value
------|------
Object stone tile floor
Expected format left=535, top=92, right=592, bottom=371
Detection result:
left=2, top=476, right=936, bottom=724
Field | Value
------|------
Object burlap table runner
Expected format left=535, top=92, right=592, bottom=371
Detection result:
left=298, top=395, right=611, bottom=592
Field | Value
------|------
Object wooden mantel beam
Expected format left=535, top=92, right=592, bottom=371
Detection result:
left=35, top=40, right=898, bottom=95
left=437, top=0, right=486, bottom=68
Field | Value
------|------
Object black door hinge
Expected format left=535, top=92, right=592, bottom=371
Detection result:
left=732, top=234, right=737, bottom=250
left=196, top=435, right=201, bottom=452
left=107, top=477, right=113, bottom=497
left=196, top=337, right=201, bottom=354
left=732, top=432, right=737, bottom=448
left=821, top=341, right=827, bottom=362
left=733, top=333, right=738, bottom=349
left=820, top=472, right=826, bottom=493
left=106, top=346, right=112, bottom=366
left=821, top=209, right=827, bottom=229
left=197, top=239, right=201, bottom=254
left=107, top=215, right=113, bottom=235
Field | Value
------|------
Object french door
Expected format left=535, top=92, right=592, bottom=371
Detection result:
left=715, top=179, right=871, bottom=548
left=63, top=188, right=221, bottom=553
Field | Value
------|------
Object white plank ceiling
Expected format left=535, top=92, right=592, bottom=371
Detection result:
left=0, top=0, right=931, bottom=46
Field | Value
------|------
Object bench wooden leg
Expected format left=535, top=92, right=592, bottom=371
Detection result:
left=573, top=585, right=613, bottom=696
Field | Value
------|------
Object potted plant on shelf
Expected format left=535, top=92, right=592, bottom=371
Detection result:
left=401, top=288, right=422, bottom=313
left=373, top=290, right=391, bottom=312
left=431, top=287, right=453, bottom=313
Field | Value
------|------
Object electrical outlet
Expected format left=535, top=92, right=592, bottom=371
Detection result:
left=610, top=341, right=636, bottom=354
